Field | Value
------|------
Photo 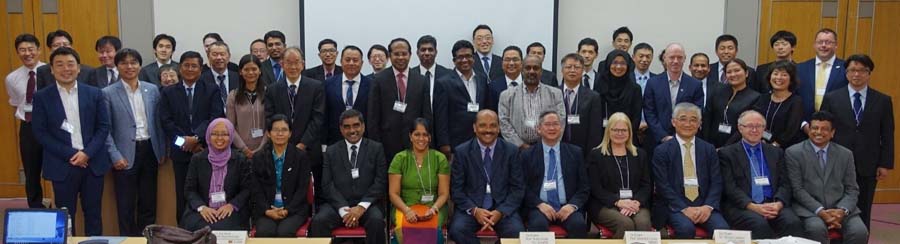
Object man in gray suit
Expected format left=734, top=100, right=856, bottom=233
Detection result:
left=103, top=49, right=167, bottom=236
left=786, top=111, right=868, bottom=244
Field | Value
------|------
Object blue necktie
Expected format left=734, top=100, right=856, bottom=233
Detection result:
left=345, top=80, right=355, bottom=109
left=217, top=75, right=227, bottom=103
left=273, top=62, right=283, bottom=81
left=853, top=92, right=863, bottom=125
left=482, top=57, right=491, bottom=75
left=483, top=147, right=493, bottom=209
left=547, top=148, right=561, bottom=210
left=749, top=147, right=764, bottom=203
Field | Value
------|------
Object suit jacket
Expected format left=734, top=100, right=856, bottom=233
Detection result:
left=324, top=74, right=371, bottom=145
left=786, top=140, right=860, bottom=217
left=708, top=62, right=763, bottom=93
left=642, top=73, right=704, bottom=143
left=251, top=145, right=311, bottom=219
left=35, top=64, right=93, bottom=89
left=103, top=81, right=166, bottom=169
left=259, top=59, right=281, bottom=86
left=562, top=86, right=604, bottom=157
left=820, top=86, right=894, bottom=176
left=487, top=77, right=513, bottom=112
left=718, top=141, right=792, bottom=212
left=321, top=139, right=387, bottom=208
left=410, top=64, right=452, bottom=83
left=31, top=82, right=110, bottom=181
left=264, top=76, right=325, bottom=161
left=184, top=152, right=252, bottom=212
left=473, top=53, right=504, bottom=81
left=652, top=137, right=722, bottom=212
left=451, top=138, right=524, bottom=216
left=88, top=66, right=119, bottom=88
left=587, top=148, right=652, bottom=211
left=138, top=61, right=178, bottom=86
left=538, top=69, right=559, bottom=88
left=796, top=58, right=848, bottom=122
left=305, top=65, right=343, bottom=83
left=158, top=80, right=225, bottom=162
left=367, top=67, right=432, bottom=157
left=200, top=69, right=239, bottom=95
left=437, top=70, right=489, bottom=147
left=520, top=142, right=590, bottom=210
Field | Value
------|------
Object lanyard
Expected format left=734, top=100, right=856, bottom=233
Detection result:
left=723, top=92, right=738, bottom=125
left=612, top=154, right=631, bottom=190
left=411, top=151, right=434, bottom=195
left=742, top=142, right=765, bottom=177
left=764, top=100, right=783, bottom=132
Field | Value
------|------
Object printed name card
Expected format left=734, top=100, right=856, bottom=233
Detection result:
left=713, top=229, right=752, bottom=244
left=519, top=231, right=555, bottom=244
left=624, top=231, right=661, bottom=244
left=212, top=230, right=247, bottom=244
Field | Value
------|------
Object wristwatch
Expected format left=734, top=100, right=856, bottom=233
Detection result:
left=197, top=206, right=204, bottom=212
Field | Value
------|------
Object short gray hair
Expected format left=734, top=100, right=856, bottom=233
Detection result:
left=672, top=102, right=702, bottom=120
left=538, top=110, right=561, bottom=126
left=737, top=110, right=765, bottom=126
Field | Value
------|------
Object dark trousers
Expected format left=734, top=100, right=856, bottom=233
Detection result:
left=181, top=206, right=250, bottom=231
left=173, top=158, right=190, bottom=224
left=668, top=209, right=729, bottom=238
left=113, top=141, right=159, bottom=236
left=254, top=213, right=308, bottom=237
left=857, top=175, right=876, bottom=229
left=19, top=122, right=44, bottom=208
left=449, top=210, right=524, bottom=243
left=52, top=166, right=105, bottom=236
left=525, top=208, right=588, bottom=238
left=723, top=206, right=803, bottom=239
left=309, top=203, right=386, bottom=244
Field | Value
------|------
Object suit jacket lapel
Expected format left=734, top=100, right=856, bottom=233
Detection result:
left=576, top=88, right=591, bottom=115
left=355, top=78, right=370, bottom=108
left=116, top=84, right=136, bottom=124
left=738, top=145, right=753, bottom=187
left=804, top=141, right=825, bottom=179
left=824, top=144, right=839, bottom=181
left=763, top=145, right=778, bottom=187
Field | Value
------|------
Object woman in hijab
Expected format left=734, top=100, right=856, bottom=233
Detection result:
left=181, top=118, right=253, bottom=231
left=596, top=50, right=643, bottom=141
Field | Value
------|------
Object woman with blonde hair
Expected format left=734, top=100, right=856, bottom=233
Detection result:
left=586, top=112, right=653, bottom=238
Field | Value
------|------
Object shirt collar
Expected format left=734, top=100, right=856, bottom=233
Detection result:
left=849, top=85, right=868, bottom=98
left=563, top=82, right=580, bottom=94
left=741, top=139, right=761, bottom=151
left=345, top=139, right=362, bottom=150
left=182, top=80, right=196, bottom=89
left=419, top=65, right=436, bottom=75
left=667, top=72, right=683, bottom=84
left=456, top=69, right=474, bottom=82
left=122, top=80, right=141, bottom=92
left=342, top=73, right=361, bottom=83
left=28, top=62, right=46, bottom=73
left=392, top=67, right=409, bottom=78
left=506, top=74, right=521, bottom=86
left=56, top=81, right=78, bottom=94
left=156, top=59, right=171, bottom=67
left=478, top=52, right=492, bottom=61
left=675, top=135, right=695, bottom=147
left=811, top=142, right=830, bottom=153
left=286, top=76, right=301, bottom=86
left=634, top=68, right=650, bottom=77
left=542, top=142, right=560, bottom=155
left=478, top=139, right=498, bottom=152
left=272, top=149, right=286, bottom=160
left=212, top=69, right=227, bottom=80
left=816, top=55, right=837, bottom=67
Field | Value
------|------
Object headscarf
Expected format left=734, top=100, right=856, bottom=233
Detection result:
left=597, top=50, right=636, bottom=104
left=206, top=118, right=234, bottom=208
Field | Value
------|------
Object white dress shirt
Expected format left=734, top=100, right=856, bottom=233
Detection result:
left=339, top=139, right=370, bottom=217
left=58, top=82, right=84, bottom=150
left=457, top=69, right=477, bottom=102
left=123, top=81, right=150, bottom=140
left=418, top=65, right=436, bottom=106
left=5, top=62, right=45, bottom=121
left=341, top=73, right=361, bottom=106
left=506, top=74, right=522, bottom=88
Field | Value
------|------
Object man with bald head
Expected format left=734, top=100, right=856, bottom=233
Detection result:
left=498, top=55, right=566, bottom=149
left=643, top=43, right=704, bottom=148
left=450, top=109, right=524, bottom=242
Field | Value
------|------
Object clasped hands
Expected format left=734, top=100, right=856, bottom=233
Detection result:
left=681, top=205, right=714, bottom=224
left=341, top=206, right=366, bottom=228
left=404, top=206, right=439, bottom=224
left=537, top=203, right=577, bottom=223
left=818, top=208, right=847, bottom=230
left=473, top=207, right=505, bottom=232
left=747, top=201, right=783, bottom=219
left=265, top=206, right=289, bottom=220
left=615, top=199, right=641, bottom=216
left=199, top=204, right=235, bottom=223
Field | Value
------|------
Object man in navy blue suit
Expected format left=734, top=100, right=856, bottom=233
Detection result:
left=487, top=46, right=524, bottom=113
left=797, top=28, right=848, bottom=129
left=324, top=45, right=370, bottom=145
left=643, top=43, right=704, bottom=146
left=437, top=40, right=490, bottom=148
left=521, top=111, right=589, bottom=238
left=32, top=47, right=110, bottom=236
left=449, top=110, right=524, bottom=242
left=652, top=103, right=728, bottom=238
left=472, top=25, right=503, bottom=81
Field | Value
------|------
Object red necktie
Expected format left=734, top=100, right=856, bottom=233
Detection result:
left=25, top=71, right=36, bottom=122
left=396, top=73, right=407, bottom=102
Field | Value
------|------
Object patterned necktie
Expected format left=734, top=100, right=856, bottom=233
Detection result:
left=396, top=73, right=406, bottom=102
left=217, top=75, right=227, bottom=102
left=108, top=68, right=117, bottom=86
left=482, top=57, right=491, bottom=75
left=547, top=148, right=561, bottom=210
left=719, top=69, right=727, bottom=84
left=683, top=142, right=699, bottom=201
left=350, top=145, right=358, bottom=169
left=482, top=147, right=493, bottom=209
left=815, top=62, right=828, bottom=111
left=817, top=149, right=826, bottom=171
left=186, top=87, right=194, bottom=123
left=25, top=71, right=35, bottom=121
left=582, top=74, right=591, bottom=89
left=345, top=80, right=355, bottom=108
left=853, top=92, right=863, bottom=125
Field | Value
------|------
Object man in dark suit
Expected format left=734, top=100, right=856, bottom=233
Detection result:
left=449, top=110, right=524, bottom=242
left=577, top=38, right=600, bottom=90
left=35, top=30, right=92, bottom=89
left=472, top=25, right=503, bottom=81
left=31, top=47, right=110, bottom=236
left=595, top=26, right=633, bottom=81
left=797, top=28, right=848, bottom=125
left=324, top=46, right=371, bottom=145
left=367, top=38, right=432, bottom=158
left=707, top=34, right=761, bottom=92
left=86, top=36, right=122, bottom=88
left=651, top=103, right=728, bottom=238
left=755, top=30, right=796, bottom=92
left=719, top=111, right=803, bottom=239
left=139, top=34, right=178, bottom=85
left=410, top=35, right=452, bottom=152
left=820, top=54, right=894, bottom=229
left=310, top=109, right=387, bottom=244
left=559, top=54, right=603, bottom=157
left=305, top=39, right=343, bottom=82
left=526, top=42, right=559, bottom=87
left=438, top=40, right=490, bottom=149
left=200, top=33, right=238, bottom=72
left=643, top=43, right=704, bottom=146
left=786, top=111, right=868, bottom=244
left=264, top=47, right=326, bottom=197
left=632, top=43, right=657, bottom=93
left=259, top=30, right=286, bottom=85
left=488, top=46, right=524, bottom=112
left=158, top=51, right=225, bottom=222
left=199, top=41, right=239, bottom=106
left=366, top=44, right=389, bottom=79
left=689, top=52, right=720, bottom=141
left=521, top=111, right=590, bottom=238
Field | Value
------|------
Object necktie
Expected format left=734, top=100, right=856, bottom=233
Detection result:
left=547, top=148, right=561, bottom=210
left=326, top=72, right=333, bottom=80
left=815, top=62, right=828, bottom=111
left=273, top=62, right=284, bottom=81
left=482, top=57, right=491, bottom=75
left=217, top=75, right=227, bottom=102
left=853, top=92, right=863, bottom=125
left=289, top=84, right=297, bottom=119
left=108, top=68, right=117, bottom=86
left=350, top=145, right=358, bottom=169
left=396, top=73, right=407, bottom=102
left=510, top=81, right=518, bottom=87
left=345, top=80, right=355, bottom=108
left=582, top=74, right=591, bottom=89
left=683, top=142, right=699, bottom=201
left=749, top=146, right=764, bottom=203
left=186, top=87, right=194, bottom=123
left=425, top=70, right=432, bottom=82
left=719, top=69, right=727, bottom=84
left=25, top=71, right=35, bottom=122
left=817, top=149, right=826, bottom=171
left=483, top=147, right=494, bottom=209
left=564, top=89, right=574, bottom=140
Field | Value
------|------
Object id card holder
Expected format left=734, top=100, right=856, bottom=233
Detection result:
left=718, top=123, right=732, bottom=134
left=754, top=176, right=771, bottom=186
left=274, top=192, right=283, bottom=201
left=602, top=119, right=609, bottom=128
left=61, top=120, right=74, bottom=133
left=762, top=131, right=773, bottom=141
left=467, top=103, right=480, bottom=112
left=251, top=128, right=264, bottom=138
left=525, top=119, right=536, bottom=128
left=421, top=194, right=435, bottom=203
left=210, top=191, right=227, bottom=204
left=174, top=136, right=186, bottom=147
left=684, top=178, right=699, bottom=186
left=619, top=189, right=633, bottom=199
left=393, top=101, right=407, bottom=113
left=542, top=180, right=557, bottom=191
left=567, top=115, right=581, bottom=124
left=485, top=184, right=492, bottom=194
left=351, top=168, right=360, bottom=179
left=23, top=103, right=33, bottom=112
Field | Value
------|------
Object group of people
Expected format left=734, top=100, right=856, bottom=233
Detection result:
left=4, top=23, right=892, bottom=244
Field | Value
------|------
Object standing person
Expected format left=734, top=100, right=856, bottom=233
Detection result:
left=498, top=55, right=566, bottom=149
left=324, top=46, right=371, bottom=145
left=526, top=42, right=559, bottom=87
left=557, top=53, right=603, bottom=157
left=642, top=43, right=704, bottom=147
left=487, top=46, right=524, bottom=112
left=756, top=31, right=797, bottom=91
left=472, top=25, right=503, bottom=81
left=705, top=59, right=760, bottom=148
left=260, top=30, right=286, bottom=85
left=753, top=61, right=803, bottom=149
left=227, top=55, right=268, bottom=158
left=88, top=36, right=122, bottom=88
left=5, top=33, right=46, bottom=208
left=305, top=39, right=343, bottom=81
left=35, top=30, right=93, bottom=89
left=158, top=64, right=180, bottom=88
left=797, top=28, right=848, bottom=127
left=438, top=40, right=490, bottom=149
left=597, top=50, right=643, bottom=141
left=32, top=47, right=110, bottom=236
left=103, top=48, right=166, bottom=236
left=250, top=39, right=269, bottom=62
left=367, top=44, right=389, bottom=78
left=139, top=34, right=178, bottom=85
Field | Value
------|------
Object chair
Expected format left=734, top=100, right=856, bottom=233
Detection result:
left=593, top=223, right=616, bottom=238
left=828, top=229, right=842, bottom=241
left=249, top=173, right=314, bottom=237
left=665, top=225, right=709, bottom=239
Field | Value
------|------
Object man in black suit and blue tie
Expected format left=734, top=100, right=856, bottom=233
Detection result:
left=449, top=110, right=524, bottom=242
left=324, top=46, right=371, bottom=145
left=260, top=30, right=287, bottom=85
left=472, top=25, right=503, bottom=82
left=797, top=28, right=848, bottom=128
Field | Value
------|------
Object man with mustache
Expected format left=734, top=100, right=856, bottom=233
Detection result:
left=498, top=55, right=566, bottom=149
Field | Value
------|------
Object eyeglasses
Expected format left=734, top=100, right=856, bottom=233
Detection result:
left=847, top=68, right=870, bottom=74
left=739, top=124, right=765, bottom=131
left=610, top=128, right=629, bottom=134
left=474, top=35, right=493, bottom=42
left=270, top=128, right=290, bottom=134
left=815, top=40, right=836, bottom=45
left=676, top=117, right=700, bottom=124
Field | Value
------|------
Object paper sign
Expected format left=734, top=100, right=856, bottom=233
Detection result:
left=519, top=231, right=555, bottom=244
left=713, top=229, right=752, bottom=244
left=624, top=231, right=661, bottom=244
left=212, top=230, right=247, bottom=244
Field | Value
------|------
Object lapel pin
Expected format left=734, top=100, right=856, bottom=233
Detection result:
left=288, top=167, right=292, bottom=172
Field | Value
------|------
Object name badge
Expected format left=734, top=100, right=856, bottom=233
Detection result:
left=393, top=101, right=407, bottom=113
left=684, top=178, right=699, bottom=186
left=60, top=120, right=74, bottom=133
left=525, top=119, right=536, bottom=128
left=718, top=123, right=732, bottom=134
left=174, top=136, right=185, bottom=146
left=210, top=191, right=227, bottom=203
left=351, top=168, right=360, bottom=179
left=816, top=88, right=827, bottom=95
left=567, top=115, right=581, bottom=124
left=762, top=131, right=773, bottom=141
left=136, top=119, right=146, bottom=131
left=602, top=119, right=609, bottom=128
left=619, top=189, right=633, bottom=199
left=345, top=106, right=353, bottom=111
left=251, top=128, right=264, bottom=138
left=542, top=180, right=557, bottom=191
left=421, top=194, right=435, bottom=203
left=274, top=192, right=283, bottom=202
left=22, top=103, right=33, bottom=112
left=754, top=176, right=771, bottom=186
left=467, top=102, right=480, bottom=112
left=486, top=184, right=492, bottom=194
